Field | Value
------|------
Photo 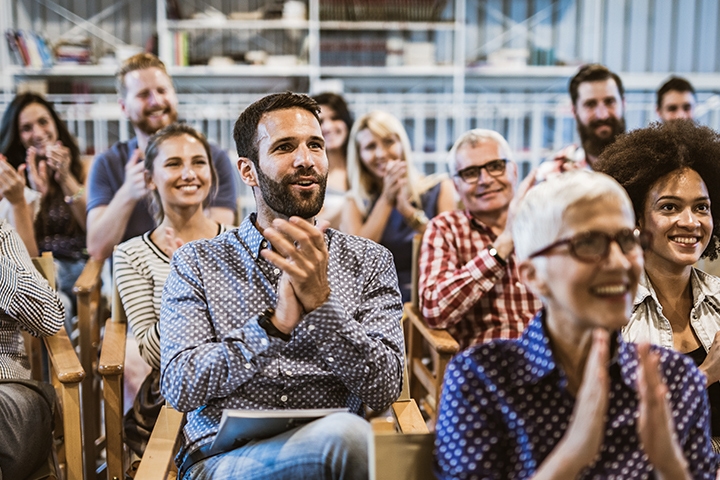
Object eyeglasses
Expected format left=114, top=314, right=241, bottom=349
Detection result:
left=454, top=159, right=508, bottom=184
left=528, top=228, right=651, bottom=263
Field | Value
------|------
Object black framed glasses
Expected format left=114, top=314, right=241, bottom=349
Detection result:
left=454, top=159, right=508, bottom=184
left=528, top=228, right=651, bottom=263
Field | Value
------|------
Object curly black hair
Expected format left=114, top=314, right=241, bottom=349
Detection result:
left=594, top=120, right=720, bottom=260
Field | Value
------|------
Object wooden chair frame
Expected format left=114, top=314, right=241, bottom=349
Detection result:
left=404, top=234, right=459, bottom=422
left=72, top=258, right=106, bottom=479
left=25, top=252, right=86, bottom=480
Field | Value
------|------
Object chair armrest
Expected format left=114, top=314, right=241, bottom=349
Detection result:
left=72, top=257, right=104, bottom=295
left=135, top=405, right=185, bottom=480
left=404, top=304, right=459, bottom=355
left=98, top=319, right=127, bottom=377
left=392, top=399, right=429, bottom=434
left=44, top=329, right=85, bottom=384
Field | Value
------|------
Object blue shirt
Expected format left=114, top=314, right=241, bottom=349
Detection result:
left=160, top=214, right=405, bottom=462
left=435, top=310, right=719, bottom=479
left=86, top=136, right=238, bottom=242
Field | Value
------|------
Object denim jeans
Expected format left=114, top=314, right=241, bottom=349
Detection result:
left=55, top=258, right=86, bottom=336
left=184, top=412, right=370, bottom=480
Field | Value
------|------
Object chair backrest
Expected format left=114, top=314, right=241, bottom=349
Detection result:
left=410, top=234, right=422, bottom=309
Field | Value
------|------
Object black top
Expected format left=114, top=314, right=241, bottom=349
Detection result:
left=685, top=346, right=720, bottom=436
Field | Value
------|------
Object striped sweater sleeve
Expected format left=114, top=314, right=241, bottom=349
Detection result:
left=114, top=240, right=164, bottom=370
left=0, top=222, right=64, bottom=337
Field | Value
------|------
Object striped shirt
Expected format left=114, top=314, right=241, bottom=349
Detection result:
left=419, top=210, right=542, bottom=349
left=0, top=220, right=64, bottom=379
left=114, top=224, right=229, bottom=370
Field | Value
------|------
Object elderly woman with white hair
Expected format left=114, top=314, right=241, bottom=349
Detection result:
left=340, top=110, right=454, bottom=302
left=434, top=170, right=718, bottom=479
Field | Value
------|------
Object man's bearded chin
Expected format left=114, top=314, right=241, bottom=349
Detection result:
left=135, top=108, right=178, bottom=136
left=256, top=167, right=328, bottom=219
left=577, top=116, right=626, bottom=159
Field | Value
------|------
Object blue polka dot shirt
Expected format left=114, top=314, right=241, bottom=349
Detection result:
left=160, top=214, right=405, bottom=460
left=435, top=310, right=720, bottom=479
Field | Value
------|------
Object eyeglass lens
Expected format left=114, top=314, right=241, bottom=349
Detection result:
left=457, top=160, right=506, bottom=183
left=571, top=229, right=645, bottom=260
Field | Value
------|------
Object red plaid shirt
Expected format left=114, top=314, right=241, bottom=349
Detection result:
left=419, top=210, right=542, bottom=349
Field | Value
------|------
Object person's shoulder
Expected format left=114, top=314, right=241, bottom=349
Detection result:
left=208, top=143, right=230, bottom=160
left=648, top=344, right=706, bottom=388
left=429, top=209, right=464, bottom=227
left=449, top=338, right=527, bottom=383
left=95, top=139, right=131, bottom=163
left=328, top=228, right=392, bottom=259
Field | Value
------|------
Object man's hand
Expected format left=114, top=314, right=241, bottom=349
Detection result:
left=0, top=155, right=28, bottom=205
left=637, top=343, right=691, bottom=480
left=121, top=148, right=148, bottom=201
left=273, top=272, right=304, bottom=335
left=260, top=217, right=331, bottom=317
left=492, top=168, right=537, bottom=259
left=700, top=331, right=720, bottom=386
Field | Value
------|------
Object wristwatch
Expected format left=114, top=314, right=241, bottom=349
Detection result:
left=258, top=307, right=291, bottom=342
left=487, top=244, right=507, bottom=267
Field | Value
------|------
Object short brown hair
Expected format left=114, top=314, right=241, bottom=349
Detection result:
left=569, top=63, right=625, bottom=106
left=116, top=53, right=171, bottom=98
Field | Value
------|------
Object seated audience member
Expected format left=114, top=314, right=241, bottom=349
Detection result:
left=0, top=92, right=87, bottom=331
left=594, top=121, right=720, bottom=440
left=420, top=129, right=541, bottom=349
left=656, top=76, right=696, bottom=122
left=312, top=92, right=352, bottom=228
left=86, top=53, right=237, bottom=261
left=340, top=110, right=454, bottom=301
left=538, top=64, right=626, bottom=180
left=0, top=219, right=65, bottom=479
left=435, top=170, right=718, bottom=479
left=114, top=123, right=231, bottom=459
left=160, top=92, right=404, bottom=480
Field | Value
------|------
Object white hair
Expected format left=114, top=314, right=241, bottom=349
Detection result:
left=447, top=129, right=514, bottom=173
left=513, top=170, right=634, bottom=261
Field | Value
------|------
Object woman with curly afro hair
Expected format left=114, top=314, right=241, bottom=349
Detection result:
left=594, top=120, right=720, bottom=442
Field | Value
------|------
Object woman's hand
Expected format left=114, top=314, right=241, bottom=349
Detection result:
left=637, top=343, right=691, bottom=480
left=45, top=142, right=73, bottom=184
left=380, top=160, right=406, bottom=205
left=25, top=147, right=49, bottom=196
left=533, top=328, right=610, bottom=479
left=0, top=155, right=28, bottom=205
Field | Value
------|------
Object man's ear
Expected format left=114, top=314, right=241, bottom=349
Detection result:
left=518, top=259, right=550, bottom=298
left=238, top=157, right=258, bottom=187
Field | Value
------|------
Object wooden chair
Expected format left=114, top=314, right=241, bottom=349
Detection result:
left=97, top=278, right=129, bottom=480
left=72, top=258, right=107, bottom=479
left=404, top=234, right=459, bottom=422
left=133, top=358, right=430, bottom=480
left=22, top=251, right=86, bottom=480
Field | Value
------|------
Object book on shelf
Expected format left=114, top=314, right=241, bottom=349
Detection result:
left=5, top=29, right=53, bottom=68
left=211, top=408, right=348, bottom=453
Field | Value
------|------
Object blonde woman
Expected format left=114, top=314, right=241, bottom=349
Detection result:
left=341, top=110, right=454, bottom=301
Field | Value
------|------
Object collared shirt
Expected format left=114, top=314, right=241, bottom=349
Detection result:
left=419, top=210, right=541, bottom=349
left=160, top=214, right=404, bottom=461
left=625, top=268, right=720, bottom=351
left=0, top=220, right=64, bottom=379
left=435, top=311, right=718, bottom=479
left=536, top=144, right=590, bottom=182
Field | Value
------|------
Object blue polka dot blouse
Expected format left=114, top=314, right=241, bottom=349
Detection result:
left=435, top=310, right=720, bottom=479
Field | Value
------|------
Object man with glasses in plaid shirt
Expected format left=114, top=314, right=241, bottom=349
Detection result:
left=419, top=129, right=542, bottom=349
